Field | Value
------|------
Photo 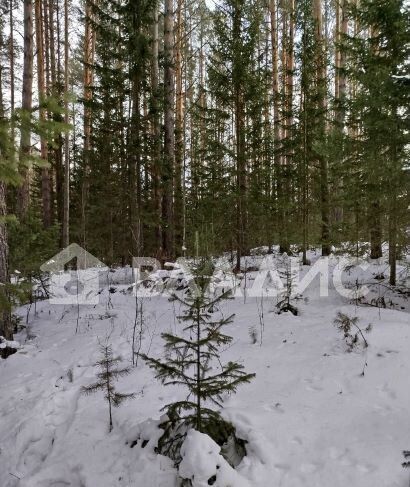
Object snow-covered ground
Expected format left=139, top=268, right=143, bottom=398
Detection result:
left=0, top=249, right=409, bottom=487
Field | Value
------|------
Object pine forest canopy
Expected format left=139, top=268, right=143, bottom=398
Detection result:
left=0, top=0, right=409, bottom=340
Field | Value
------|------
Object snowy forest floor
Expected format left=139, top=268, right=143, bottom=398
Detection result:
left=1, top=247, right=409, bottom=487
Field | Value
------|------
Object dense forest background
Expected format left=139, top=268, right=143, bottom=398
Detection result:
left=0, top=0, right=409, bottom=339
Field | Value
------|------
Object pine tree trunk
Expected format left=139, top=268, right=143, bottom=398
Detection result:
left=130, top=77, right=142, bottom=257
left=269, top=0, right=282, bottom=251
left=82, top=0, right=96, bottom=248
left=368, top=24, right=382, bottom=260
left=278, top=0, right=290, bottom=254
left=9, top=0, right=15, bottom=118
left=62, top=0, right=69, bottom=247
left=35, top=0, right=52, bottom=228
left=388, top=201, right=397, bottom=285
left=313, top=0, right=330, bottom=256
left=335, top=0, right=347, bottom=127
left=0, top=55, right=12, bottom=341
left=44, top=0, right=55, bottom=222
left=333, top=0, right=347, bottom=225
left=174, top=0, right=184, bottom=256
left=150, top=5, right=162, bottom=260
left=195, top=303, right=201, bottom=432
left=53, top=0, right=64, bottom=235
left=163, top=0, right=175, bottom=261
left=0, top=182, right=11, bottom=340
left=17, top=0, right=34, bottom=219
left=233, top=3, right=247, bottom=271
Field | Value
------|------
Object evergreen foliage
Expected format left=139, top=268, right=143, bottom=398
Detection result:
left=142, top=259, right=255, bottom=462
left=275, top=254, right=299, bottom=315
left=333, top=311, right=371, bottom=351
left=81, top=344, right=134, bottom=432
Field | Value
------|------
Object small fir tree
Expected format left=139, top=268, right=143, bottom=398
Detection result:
left=81, top=344, right=134, bottom=432
left=142, top=259, right=255, bottom=461
left=333, top=311, right=371, bottom=351
left=276, top=254, right=299, bottom=316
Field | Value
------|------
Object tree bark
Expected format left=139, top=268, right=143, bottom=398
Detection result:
left=62, top=0, right=69, bottom=247
left=233, top=3, right=247, bottom=271
left=9, top=0, right=15, bottom=117
left=335, top=0, right=347, bottom=127
left=269, top=0, right=282, bottom=250
left=82, top=0, right=96, bottom=248
left=35, top=0, right=52, bottom=228
left=150, top=5, right=162, bottom=260
left=0, top=34, right=12, bottom=341
left=174, top=0, right=184, bottom=256
left=17, top=0, right=34, bottom=219
left=0, top=182, right=11, bottom=340
left=313, top=0, right=331, bottom=256
left=163, top=0, right=175, bottom=261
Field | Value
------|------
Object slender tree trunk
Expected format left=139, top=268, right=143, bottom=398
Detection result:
left=333, top=0, right=347, bottom=225
left=150, top=5, right=162, bottom=260
left=9, top=0, right=15, bottom=118
left=388, top=200, right=397, bottom=285
left=174, top=0, right=184, bottom=256
left=0, top=44, right=12, bottom=341
left=163, top=0, right=175, bottom=261
left=369, top=201, right=382, bottom=259
left=35, top=0, right=52, bottom=228
left=283, top=0, right=294, bottom=252
left=17, top=0, right=34, bottom=218
left=47, top=0, right=57, bottom=223
left=82, top=0, right=96, bottom=248
left=62, top=0, right=69, bottom=246
left=195, top=303, right=201, bottom=432
left=233, top=3, right=247, bottom=271
left=269, top=0, right=282, bottom=250
left=53, top=0, right=64, bottom=234
left=300, top=13, right=309, bottom=266
left=313, top=0, right=330, bottom=256
left=368, top=24, right=382, bottom=260
left=335, top=0, right=347, bottom=126
left=388, top=99, right=400, bottom=285
left=0, top=182, right=11, bottom=340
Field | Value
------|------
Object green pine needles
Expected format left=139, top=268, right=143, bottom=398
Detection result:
left=142, top=259, right=255, bottom=461
left=81, top=344, right=134, bottom=432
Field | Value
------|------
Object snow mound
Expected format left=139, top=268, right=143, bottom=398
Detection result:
left=0, top=336, right=21, bottom=350
left=179, top=429, right=251, bottom=487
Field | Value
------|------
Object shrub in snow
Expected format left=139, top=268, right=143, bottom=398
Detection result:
left=333, top=311, right=371, bottom=352
left=81, top=344, right=134, bottom=432
left=402, top=450, right=410, bottom=468
left=178, top=430, right=250, bottom=487
left=248, top=326, right=258, bottom=344
left=142, top=259, right=255, bottom=465
left=0, top=335, right=20, bottom=359
left=276, top=254, right=299, bottom=316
